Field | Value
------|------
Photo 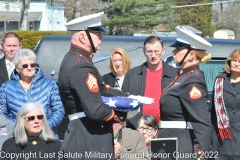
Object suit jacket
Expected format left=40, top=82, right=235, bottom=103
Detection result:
left=0, top=57, right=8, bottom=87
left=102, top=72, right=116, bottom=87
left=117, top=127, right=148, bottom=160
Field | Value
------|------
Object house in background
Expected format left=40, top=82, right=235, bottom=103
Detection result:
left=213, top=29, right=235, bottom=39
left=0, top=0, right=67, bottom=31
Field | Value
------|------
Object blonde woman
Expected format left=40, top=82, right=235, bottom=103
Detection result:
left=102, top=47, right=131, bottom=90
left=211, top=48, right=240, bottom=160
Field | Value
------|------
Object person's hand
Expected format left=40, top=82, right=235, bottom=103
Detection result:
left=105, top=84, right=111, bottom=89
left=114, top=141, right=121, bottom=158
left=128, top=95, right=154, bottom=104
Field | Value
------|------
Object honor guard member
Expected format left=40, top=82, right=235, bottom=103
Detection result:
left=159, top=26, right=212, bottom=159
left=58, top=12, right=153, bottom=160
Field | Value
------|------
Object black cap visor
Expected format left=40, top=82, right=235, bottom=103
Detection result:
left=170, top=41, right=191, bottom=49
left=88, top=26, right=107, bottom=32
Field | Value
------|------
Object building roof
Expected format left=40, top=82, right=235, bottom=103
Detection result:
left=0, top=12, right=42, bottom=21
left=222, top=29, right=235, bottom=36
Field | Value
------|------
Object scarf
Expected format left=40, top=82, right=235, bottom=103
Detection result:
left=214, top=77, right=232, bottom=140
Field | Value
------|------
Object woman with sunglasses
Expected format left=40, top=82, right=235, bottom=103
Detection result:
left=0, top=48, right=64, bottom=139
left=137, top=115, right=160, bottom=153
left=1, top=102, right=62, bottom=159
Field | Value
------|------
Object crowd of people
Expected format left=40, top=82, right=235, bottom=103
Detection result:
left=0, top=11, right=239, bottom=160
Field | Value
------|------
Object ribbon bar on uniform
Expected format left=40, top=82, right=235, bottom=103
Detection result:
left=68, top=112, right=86, bottom=121
left=159, top=121, right=193, bottom=129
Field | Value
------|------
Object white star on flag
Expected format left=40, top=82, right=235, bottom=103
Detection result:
left=106, top=98, right=117, bottom=108
left=129, top=100, right=139, bottom=108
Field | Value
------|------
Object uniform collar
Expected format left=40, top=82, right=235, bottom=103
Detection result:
left=70, top=44, right=94, bottom=61
left=177, top=64, right=199, bottom=75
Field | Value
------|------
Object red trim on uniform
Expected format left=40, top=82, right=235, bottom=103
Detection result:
left=69, top=50, right=93, bottom=64
left=72, top=44, right=93, bottom=56
left=105, top=109, right=115, bottom=121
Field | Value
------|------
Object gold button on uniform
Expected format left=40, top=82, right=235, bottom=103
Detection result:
left=32, top=141, right=37, bottom=145
left=101, top=125, right=104, bottom=128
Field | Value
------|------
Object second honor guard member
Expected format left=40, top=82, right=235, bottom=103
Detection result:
left=159, top=26, right=212, bottom=159
left=58, top=12, right=153, bottom=160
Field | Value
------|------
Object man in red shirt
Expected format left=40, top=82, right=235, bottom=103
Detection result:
left=122, top=36, right=177, bottom=129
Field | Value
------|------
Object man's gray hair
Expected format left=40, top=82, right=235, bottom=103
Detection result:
left=13, top=48, right=36, bottom=66
left=14, top=102, right=55, bottom=145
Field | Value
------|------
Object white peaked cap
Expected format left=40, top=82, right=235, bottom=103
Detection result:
left=65, top=12, right=106, bottom=32
left=170, top=26, right=212, bottom=50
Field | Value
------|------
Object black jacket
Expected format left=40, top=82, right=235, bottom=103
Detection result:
left=1, top=136, right=62, bottom=160
left=0, top=57, right=8, bottom=87
left=121, top=61, right=177, bottom=129
left=102, top=72, right=116, bottom=87
left=210, top=72, right=240, bottom=156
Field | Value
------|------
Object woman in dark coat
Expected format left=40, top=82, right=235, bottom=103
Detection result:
left=102, top=47, right=131, bottom=90
left=211, top=48, right=240, bottom=160
left=1, top=102, right=62, bottom=160
left=159, top=26, right=212, bottom=160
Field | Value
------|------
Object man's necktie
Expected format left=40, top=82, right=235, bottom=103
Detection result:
left=8, top=63, right=14, bottom=79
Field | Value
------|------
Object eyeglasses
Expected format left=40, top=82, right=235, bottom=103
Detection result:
left=24, top=115, right=44, bottom=121
left=22, top=63, right=38, bottom=69
left=138, top=127, right=154, bottom=133
left=145, top=50, right=163, bottom=55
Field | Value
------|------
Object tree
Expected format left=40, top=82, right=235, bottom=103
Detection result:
left=103, top=0, right=174, bottom=35
left=212, top=1, right=240, bottom=39
left=20, top=0, right=29, bottom=30
left=173, top=0, right=214, bottom=36
left=63, top=0, right=107, bottom=21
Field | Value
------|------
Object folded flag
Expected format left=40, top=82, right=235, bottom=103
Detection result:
left=102, top=96, right=141, bottom=112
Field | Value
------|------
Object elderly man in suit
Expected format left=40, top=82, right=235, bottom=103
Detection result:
left=0, top=32, right=22, bottom=87
left=113, top=112, right=148, bottom=160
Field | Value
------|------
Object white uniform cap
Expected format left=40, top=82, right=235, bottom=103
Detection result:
left=65, top=12, right=106, bottom=32
left=170, top=26, right=212, bottom=50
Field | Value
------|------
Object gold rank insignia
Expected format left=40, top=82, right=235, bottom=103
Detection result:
left=32, top=141, right=37, bottom=145
left=189, top=85, right=202, bottom=99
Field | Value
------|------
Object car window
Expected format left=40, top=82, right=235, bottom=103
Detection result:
left=199, top=60, right=225, bottom=91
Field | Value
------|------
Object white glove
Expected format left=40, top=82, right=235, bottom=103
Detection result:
left=129, top=95, right=154, bottom=104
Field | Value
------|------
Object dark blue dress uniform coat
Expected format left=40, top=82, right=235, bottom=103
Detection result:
left=159, top=65, right=212, bottom=159
left=58, top=44, right=128, bottom=160
left=211, top=73, right=240, bottom=156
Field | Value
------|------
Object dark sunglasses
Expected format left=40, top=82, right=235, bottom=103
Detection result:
left=24, top=115, right=44, bottom=121
left=22, top=63, right=38, bottom=69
